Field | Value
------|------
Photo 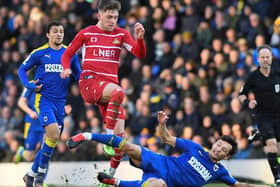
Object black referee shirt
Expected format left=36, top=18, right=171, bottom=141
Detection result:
left=240, top=62, right=280, bottom=115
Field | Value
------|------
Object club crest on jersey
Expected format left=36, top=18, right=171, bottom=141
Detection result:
left=213, top=164, right=219, bottom=172
left=112, top=38, right=120, bottom=44
left=43, top=116, right=48, bottom=122
left=275, top=84, right=280, bottom=93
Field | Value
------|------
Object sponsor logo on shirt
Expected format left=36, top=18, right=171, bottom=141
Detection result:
left=45, top=64, right=63, bottom=72
left=93, top=48, right=116, bottom=57
left=188, top=156, right=212, bottom=181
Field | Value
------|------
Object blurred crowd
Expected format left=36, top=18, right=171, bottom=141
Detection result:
left=1, top=0, right=280, bottom=162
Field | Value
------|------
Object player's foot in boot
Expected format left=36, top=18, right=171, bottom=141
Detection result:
left=14, top=146, right=24, bottom=164
left=66, top=133, right=86, bottom=149
left=103, top=144, right=115, bottom=156
left=33, top=172, right=44, bottom=187
left=248, top=129, right=261, bottom=143
left=97, top=172, right=116, bottom=186
left=98, top=168, right=115, bottom=187
left=23, top=173, right=34, bottom=187
left=274, top=176, right=280, bottom=186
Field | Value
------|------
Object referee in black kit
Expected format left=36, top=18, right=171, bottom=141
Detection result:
left=239, top=44, right=280, bottom=186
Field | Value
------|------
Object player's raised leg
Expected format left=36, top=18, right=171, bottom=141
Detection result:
left=98, top=83, right=126, bottom=182
left=67, top=132, right=142, bottom=161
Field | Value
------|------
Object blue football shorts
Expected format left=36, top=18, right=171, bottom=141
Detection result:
left=35, top=94, right=65, bottom=132
left=130, top=147, right=169, bottom=186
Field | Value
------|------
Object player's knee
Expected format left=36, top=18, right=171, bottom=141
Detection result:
left=142, top=178, right=167, bottom=187
left=111, top=88, right=125, bottom=103
left=45, top=125, right=60, bottom=141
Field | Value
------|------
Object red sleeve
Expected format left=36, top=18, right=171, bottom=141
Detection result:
left=62, top=30, right=85, bottom=69
left=123, top=30, right=146, bottom=59
left=131, top=38, right=146, bottom=59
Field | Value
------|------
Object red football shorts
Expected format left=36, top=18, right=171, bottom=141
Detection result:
left=79, top=71, right=125, bottom=120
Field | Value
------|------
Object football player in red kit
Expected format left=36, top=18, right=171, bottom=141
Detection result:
left=61, top=0, right=146, bottom=185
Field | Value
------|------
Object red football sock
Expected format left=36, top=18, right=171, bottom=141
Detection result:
left=110, top=133, right=124, bottom=169
left=102, top=178, right=116, bottom=185
left=72, top=133, right=86, bottom=142
left=105, top=88, right=124, bottom=130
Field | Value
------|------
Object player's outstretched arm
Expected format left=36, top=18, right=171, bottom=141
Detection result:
left=157, top=111, right=176, bottom=147
left=231, top=181, right=270, bottom=187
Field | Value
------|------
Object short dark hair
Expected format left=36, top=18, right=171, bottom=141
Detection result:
left=47, top=21, right=63, bottom=33
left=257, top=44, right=272, bottom=54
left=219, top=135, right=238, bottom=156
left=98, top=0, right=121, bottom=12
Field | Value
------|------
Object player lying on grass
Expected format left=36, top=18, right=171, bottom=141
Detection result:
left=66, top=111, right=270, bottom=187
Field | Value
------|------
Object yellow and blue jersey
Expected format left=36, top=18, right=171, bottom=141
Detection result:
left=21, top=88, right=45, bottom=150
left=139, top=138, right=237, bottom=187
left=18, top=44, right=81, bottom=101
left=21, top=88, right=43, bottom=132
left=18, top=44, right=81, bottom=127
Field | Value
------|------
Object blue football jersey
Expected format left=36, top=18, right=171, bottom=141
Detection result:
left=20, top=88, right=43, bottom=132
left=18, top=44, right=81, bottom=101
left=165, top=138, right=237, bottom=187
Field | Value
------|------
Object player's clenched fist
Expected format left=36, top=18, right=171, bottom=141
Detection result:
left=134, top=22, right=145, bottom=39
left=60, top=68, right=72, bottom=79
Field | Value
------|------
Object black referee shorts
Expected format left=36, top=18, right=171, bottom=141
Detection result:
left=256, top=114, right=280, bottom=142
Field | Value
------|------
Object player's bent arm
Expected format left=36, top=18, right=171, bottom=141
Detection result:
left=157, top=119, right=176, bottom=146
left=157, top=111, right=176, bottom=146
left=231, top=181, right=270, bottom=187
left=17, top=97, right=36, bottom=117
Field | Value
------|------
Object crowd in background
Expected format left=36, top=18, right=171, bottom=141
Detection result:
left=1, top=0, right=280, bottom=162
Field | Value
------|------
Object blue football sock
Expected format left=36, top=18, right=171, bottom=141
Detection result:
left=91, top=134, right=123, bottom=148
left=119, top=180, right=141, bottom=187
left=39, top=139, right=56, bottom=171
left=31, top=149, right=41, bottom=173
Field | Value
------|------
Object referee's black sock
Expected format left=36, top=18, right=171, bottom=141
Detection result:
left=267, top=153, right=280, bottom=179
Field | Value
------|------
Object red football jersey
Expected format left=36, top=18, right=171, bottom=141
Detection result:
left=62, top=25, right=146, bottom=84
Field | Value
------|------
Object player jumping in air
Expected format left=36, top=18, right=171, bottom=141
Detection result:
left=60, top=0, right=146, bottom=184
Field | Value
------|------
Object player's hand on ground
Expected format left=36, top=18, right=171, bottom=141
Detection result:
left=134, top=22, right=145, bottom=39
left=157, top=111, right=169, bottom=125
left=60, top=68, right=72, bottom=79
left=248, top=99, right=257, bottom=109
left=28, top=110, right=38, bottom=119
